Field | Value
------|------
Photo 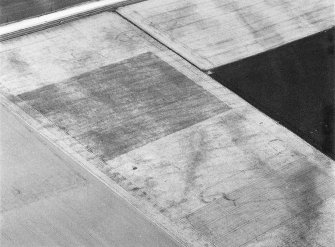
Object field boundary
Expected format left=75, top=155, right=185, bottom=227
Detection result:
left=0, top=0, right=145, bottom=41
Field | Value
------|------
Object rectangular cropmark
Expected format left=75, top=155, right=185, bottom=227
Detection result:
left=16, top=52, right=230, bottom=162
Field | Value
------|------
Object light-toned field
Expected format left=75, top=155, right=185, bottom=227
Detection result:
left=0, top=4, right=334, bottom=247
left=0, top=104, right=180, bottom=247
left=119, top=0, right=334, bottom=70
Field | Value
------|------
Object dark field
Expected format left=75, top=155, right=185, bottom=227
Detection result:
left=211, top=28, right=335, bottom=159
left=0, top=0, right=92, bottom=24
